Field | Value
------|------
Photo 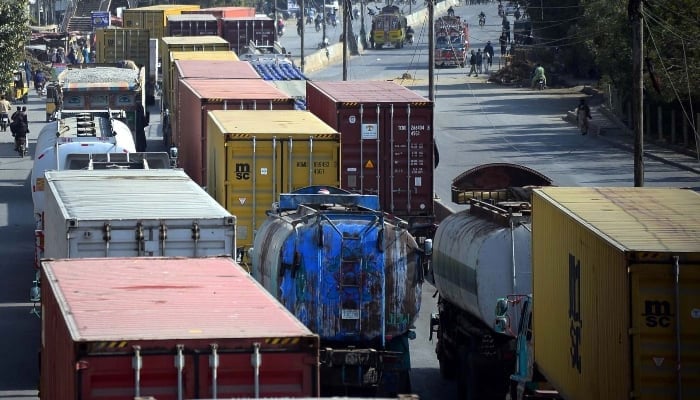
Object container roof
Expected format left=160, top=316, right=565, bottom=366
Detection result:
left=171, top=51, right=239, bottom=62
left=182, top=78, right=289, bottom=100
left=44, top=169, right=232, bottom=220
left=310, top=80, right=431, bottom=103
left=175, top=60, right=259, bottom=79
left=534, top=187, right=700, bottom=253
left=167, top=14, right=217, bottom=21
left=209, top=110, right=338, bottom=135
left=161, top=35, right=229, bottom=45
left=125, top=5, right=199, bottom=11
left=43, top=257, right=313, bottom=341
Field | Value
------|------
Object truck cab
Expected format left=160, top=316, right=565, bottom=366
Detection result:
left=371, top=5, right=407, bottom=49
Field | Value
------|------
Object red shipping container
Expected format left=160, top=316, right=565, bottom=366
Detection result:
left=167, top=14, right=220, bottom=36
left=221, top=17, right=276, bottom=54
left=40, top=257, right=320, bottom=400
left=306, top=80, right=435, bottom=234
left=183, top=6, right=257, bottom=20
left=177, top=78, right=295, bottom=186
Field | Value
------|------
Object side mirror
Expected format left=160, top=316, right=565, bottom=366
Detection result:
left=495, top=297, right=508, bottom=317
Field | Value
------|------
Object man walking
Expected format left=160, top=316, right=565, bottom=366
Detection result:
left=476, top=49, right=483, bottom=74
left=576, top=98, right=592, bottom=135
left=468, top=50, right=477, bottom=77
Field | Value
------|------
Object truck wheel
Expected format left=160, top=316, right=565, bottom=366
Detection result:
left=397, top=370, right=412, bottom=394
left=456, top=346, right=477, bottom=400
left=438, top=355, right=457, bottom=380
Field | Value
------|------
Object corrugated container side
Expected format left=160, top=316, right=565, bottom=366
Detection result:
left=182, top=7, right=257, bottom=19
left=532, top=188, right=700, bottom=400
left=40, top=257, right=320, bottom=399
left=95, top=28, right=150, bottom=67
left=306, top=81, right=435, bottom=229
left=176, top=78, right=292, bottom=186
left=40, top=269, right=76, bottom=398
left=220, top=17, right=275, bottom=53
left=532, top=193, right=630, bottom=399
left=207, top=110, right=340, bottom=252
left=123, top=5, right=200, bottom=40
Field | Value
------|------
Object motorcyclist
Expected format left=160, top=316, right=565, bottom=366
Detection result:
left=447, top=6, right=455, bottom=17
left=296, top=17, right=303, bottom=36
left=484, top=40, right=494, bottom=67
left=479, top=11, right=486, bottom=26
left=406, top=26, right=415, bottom=43
left=531, top=63, right=547, bottom=88
left=11, top=106, right=29, bottom=153
left=0, top=95, right=11, bottom=132
left=34, top=70, right=46, bottom=94
left=277, top=18, right=285, bottom=36
left=314, top=13, right=323, bottom=31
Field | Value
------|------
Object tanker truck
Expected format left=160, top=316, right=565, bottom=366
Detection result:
left=250, top=186, right=425, bottom=396
left=427, top=163, right=553, bottom=400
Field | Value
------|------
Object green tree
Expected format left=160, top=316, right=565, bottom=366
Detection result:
left=0, top=0, right=30, bottom=93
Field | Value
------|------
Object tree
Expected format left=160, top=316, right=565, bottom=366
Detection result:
left=0, top=0, right=30, bottom=93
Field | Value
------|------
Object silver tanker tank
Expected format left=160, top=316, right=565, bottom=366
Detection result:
left=431, top=199, right=533, bottom=329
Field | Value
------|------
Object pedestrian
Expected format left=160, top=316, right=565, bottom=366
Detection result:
left=82, top=46, right=90, bottom=63
left=499, top=34, right=507, bottom=56
left=476, top=49, right=483, bottom=74
left=576, top=98, right=592, bottom=135
left=468, top=50, right=477, bottom=77
left=484, top=40, right=494, bottom=68
left=502, top=16, right=511, bottom=43
left=67, top=47, right=77, bottom=64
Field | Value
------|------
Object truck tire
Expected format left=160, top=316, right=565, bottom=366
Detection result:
left=438, top=355, right=458, bottom=380
left=457, top=345, right=477, bottom=400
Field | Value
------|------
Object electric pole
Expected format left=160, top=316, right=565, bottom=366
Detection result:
left=360, top=0, right=367, bottom=49
left=630, top=0, right=644, bottom=186
left=300, top=0, right=305, bottom=72
left=342, top=0, right=349, bottom=80
left=428, top=0, right=435, bottom=101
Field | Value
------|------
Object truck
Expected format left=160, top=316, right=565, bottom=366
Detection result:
left=496, top=187, right=700, bottom=400
left=176, top=78, right=295, bottom=186
left=30, top=111, right=174, bottom=270
left=158, top=35, right=231, bottom=127
left=370, top=5, right=408, bottom=49
left=166, top=14, right=220, bottom=37
left=250, top=187, right=424, bottom=396
left=40, top=256, right=320, bottom=399
left=428, top=163, right=554, bottom=400
left=94, top=28, right=158, bottom=105
left=220, top=16, right=276, bottom=55
left=206, top=110, right=340, bottom=259
left=305, top=80, right=435, bottom=238
left=57, top=65, right=150, bottom=151
left=434, top=15, right=469, bottom=67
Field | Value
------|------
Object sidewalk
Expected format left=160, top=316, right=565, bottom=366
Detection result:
left=563, top=93, right=700, bottom=176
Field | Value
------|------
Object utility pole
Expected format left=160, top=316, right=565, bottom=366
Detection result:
left=342, top=0, right=349, bottom=80
left=428, top=0, right=435, bottom=101
left=630, top=0, right=644, bottom=186
left=300, top=0, right=305, bottom=72
left=360, top=0, right=367, bottom=49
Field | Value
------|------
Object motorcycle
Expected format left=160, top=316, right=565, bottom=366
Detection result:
left=479, top=16, right=486, bottom=28
left=0, top=113, right=8, bottom=132
left=315, top=20, right=322, bottom=32
left=536, top=78, right=546, bottom=91
left=317, top=37, right=330, bottom=49
left=406, top=27, right=415, bottom=44
left=368, top=8, right=376, bottom=16
left=15, top=135, right=28, bottom=157
left=353, top=8, right=360, bottom=19
left=277, top=25, right=285, bottom=37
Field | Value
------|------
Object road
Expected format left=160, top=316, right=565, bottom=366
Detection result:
left=0, top=2, right=698, bottom=399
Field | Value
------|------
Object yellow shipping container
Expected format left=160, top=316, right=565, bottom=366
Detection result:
left=160, top=36, right=231, bottom=111
left=207, top=110, right=340, bottom=255
left=122, top=5, right=200, bottom=41
left=94, top=28, right=150, bottom=66
left=531, top=187, right=700, bottom=400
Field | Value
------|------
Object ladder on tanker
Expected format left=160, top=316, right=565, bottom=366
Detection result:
left=339, top=233, right=363, bottom=337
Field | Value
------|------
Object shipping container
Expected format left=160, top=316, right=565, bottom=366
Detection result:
left=182, top=6, right=257, bottom=19
left=159, top=35, right=231, bottom=112
left=122, top=4, right=200, bottom=41
left=42, top=169, right=236, bottom=260
left=306, top=80, right=435, bottom=236
left=40, top=256, right=320, bottom=399
left=206, top=110, right=340, bottom=256
left=221, top=17, right=276, bottom=54
left=177, top=78, right=293, bottom=187
left=530, top=187, right=700, bottom=400
left=167, top=14, right=220, bottom=37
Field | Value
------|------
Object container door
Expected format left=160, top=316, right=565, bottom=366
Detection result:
left=379, top=104, right=434, bottom=221
left=225, top=137, right=278, bottom=251
left=339, top=104, right=381, bottom=198
left=630, top=261, right=700, bottom=399
left=278, top=136, right=340, bottom=193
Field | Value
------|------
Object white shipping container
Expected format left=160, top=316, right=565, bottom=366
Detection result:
left=42, top=169, right=236, bottom=259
